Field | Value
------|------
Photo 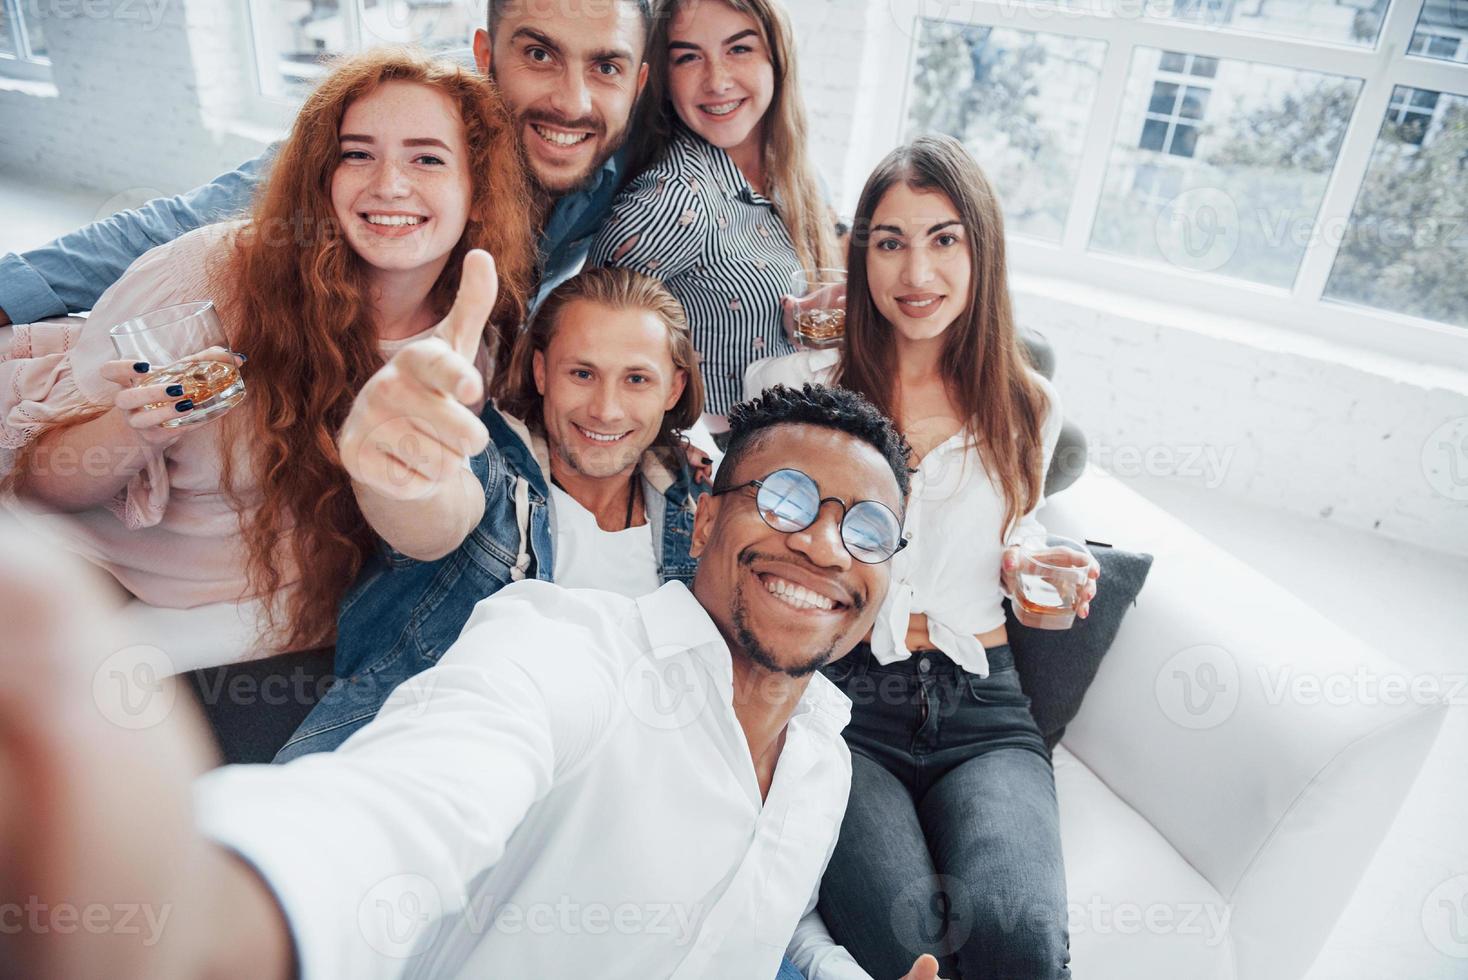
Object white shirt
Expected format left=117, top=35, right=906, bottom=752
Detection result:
left=549, top=483, right=662, bottom=598
left=193, top=579, right=872, bottom=980
left=745, top=349, right=1062, bottom=676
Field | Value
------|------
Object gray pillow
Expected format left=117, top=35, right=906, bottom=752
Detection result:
left=1005, top=544, right=1154, bottom=750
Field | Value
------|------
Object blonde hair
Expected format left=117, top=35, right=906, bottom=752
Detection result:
left=498, top=267, right=706, bottom=450
left=630, top=0, right=839, bottom=271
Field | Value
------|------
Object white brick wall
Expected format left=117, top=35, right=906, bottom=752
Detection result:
left=0, top=0, right=267, bottom=200
left=1018, top=281, right=1468, bottom=557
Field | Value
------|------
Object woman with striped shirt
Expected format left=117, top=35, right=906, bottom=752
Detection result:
left=588, top=0, right=839, bottom=432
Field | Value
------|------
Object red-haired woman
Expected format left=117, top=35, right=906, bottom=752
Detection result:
left=0, top=48, right=535, bottom=668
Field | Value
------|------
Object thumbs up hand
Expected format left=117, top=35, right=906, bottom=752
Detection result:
left=897, top=954, right=946, bottom=980
left=338, top=250, right=498, bottom=502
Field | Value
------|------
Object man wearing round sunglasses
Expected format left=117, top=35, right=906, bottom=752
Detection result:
left=0, top=384, right=958, bottom=980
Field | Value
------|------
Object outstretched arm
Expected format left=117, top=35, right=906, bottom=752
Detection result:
left=0, top=516, right=293, bottom=980
left=339, top=251, right=499, bottom=561
left=0, top=148, right=274, bottom=324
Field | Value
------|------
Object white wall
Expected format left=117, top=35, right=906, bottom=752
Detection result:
left=2, top=0, right=1465, bottom=557
left=0, top=0, right=268, bottom=200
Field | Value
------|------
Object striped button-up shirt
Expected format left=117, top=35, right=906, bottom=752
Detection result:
left=589, top=124, right=802, bottom=416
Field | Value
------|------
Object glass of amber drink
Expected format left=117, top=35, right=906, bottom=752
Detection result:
left=1011, top=534, right=1092, bottom=630
left=788, top=268, right=847, bottom=348
left=110, top=301, right=246, bottom=429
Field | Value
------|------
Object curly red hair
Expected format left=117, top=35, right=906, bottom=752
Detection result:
left=219, top=47, right=537, bottom=650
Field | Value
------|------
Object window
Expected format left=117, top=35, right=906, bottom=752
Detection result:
left=1409, top=2, right=1468, bottom=64
left=1324, top=89, right=1468, bottom=327
left=249, top=0, right=475, bottom=102
left=1094, top=52, right=1359, bottom=287
left=1138, top=52, right=1218, bottom=159
left=906, top=21, right=1106, bottom=242
left=0, top=0, right=50, bottom=81
left=1386, top=84, right=1442, bottom=144
left=888, top=0, right=1468, bottom=352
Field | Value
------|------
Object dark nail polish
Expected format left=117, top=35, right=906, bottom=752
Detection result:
left=165, top=384, right=184, bottom=397
left=702, top=456, right=713, bottom=465
left=133, top=361, right=150, bottom=373
left=175, top=399, right=194, bottom=412
left=235, top=352, right=247, bottom=363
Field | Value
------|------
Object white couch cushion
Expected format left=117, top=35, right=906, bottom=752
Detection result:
left=1056, top=745, right=1235, bottom=979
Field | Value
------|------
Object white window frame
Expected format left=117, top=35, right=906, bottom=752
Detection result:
left=859, top=0, right=1468, bottom=369
left=0, top=0, right=52, bottom=82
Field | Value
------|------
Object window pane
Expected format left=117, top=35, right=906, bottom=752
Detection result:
left=905, top=19, right=1107, bottom=242
left=1148, top=0, right=1388, bottom=47
left=1408, top=3, right=1468, bottom=64
left=358, top=0, right=474, bottom=55
left=1324, top=90, right=1468, bottom=327
left=0, top=2, right=15, bottom=58
left=251, top=0, right=349, bottom=101
left=1089, top=49, right=1360, bottom=288
left=21, top=0, right=44, bottom=58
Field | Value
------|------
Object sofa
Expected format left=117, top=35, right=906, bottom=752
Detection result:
left=1041, top=466, right=1447, bottom=979
left=2, top=319, right=1449, bottom=978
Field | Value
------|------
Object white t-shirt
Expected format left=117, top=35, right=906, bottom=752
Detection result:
left=549, top=483, right=663, bottom=598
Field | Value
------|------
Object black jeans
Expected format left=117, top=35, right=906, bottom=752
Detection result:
left=818, top=643, right=1070, bottom=980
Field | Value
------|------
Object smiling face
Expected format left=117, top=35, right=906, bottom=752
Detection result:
left=666, top=1, right=775, bottom=161
left=330, top=81, right=473, bottom=277
left=865, top=181, right=974, bottom=349
left=476, top=3, right=648, bottom=196
left=533, top=299, right=687, bottom=481
left=690, top=425, right=901, bottom=678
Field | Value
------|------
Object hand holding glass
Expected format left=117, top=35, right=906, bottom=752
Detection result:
left=783, top=268, right=847, bottom=349
left=1009, top=534, right=1094, bottom=630
left=109, top=302, right=246, bottom=429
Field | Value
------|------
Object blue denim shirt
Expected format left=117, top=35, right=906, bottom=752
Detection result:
left=272, top=403, right=703, bottom=762
left=0, top=143, right=626, bottom=322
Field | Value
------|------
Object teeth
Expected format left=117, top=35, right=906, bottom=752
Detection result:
left=764, top=576, right=836, bottom=612
left=703, top=100, right=742, bottom=116
left=534, top=125, right=590, bottom=147
left=577, top=425, right=626, bottom=443
left=364, top=214, right=424, bottom=226
left=901, top=297, right=938, bottom=308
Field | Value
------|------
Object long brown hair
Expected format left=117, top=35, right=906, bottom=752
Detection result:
left=837, top=134, right=1047, bottom=541
left=630, top=0, right=838, bottom=271
left=220, top=47, right=536, bottom=650
left=499, top=267, right=705, bottom=452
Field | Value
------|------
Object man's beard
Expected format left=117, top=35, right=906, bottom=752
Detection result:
left=517, top=107, right=630, bottom=197
left=729, top=579, right=839, bottom=680
left=554, top=437, right=640, bottom=481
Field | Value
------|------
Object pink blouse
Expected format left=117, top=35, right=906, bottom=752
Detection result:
left=0, top=221, right=487, bottom=618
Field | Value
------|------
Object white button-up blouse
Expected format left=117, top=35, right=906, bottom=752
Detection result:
left=744, top=349, right=1063, bottom=677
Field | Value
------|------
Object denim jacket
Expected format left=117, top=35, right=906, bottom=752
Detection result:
left=272, top=403, right=703, bottom=762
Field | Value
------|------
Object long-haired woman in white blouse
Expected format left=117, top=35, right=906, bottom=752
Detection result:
left=589, top=0, right=839, bottom=437
left=746, top=134, right=1100, bottom=980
